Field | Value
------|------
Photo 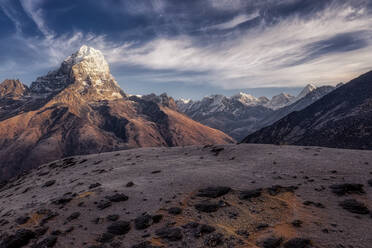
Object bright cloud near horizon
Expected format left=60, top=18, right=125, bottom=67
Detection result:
left=1, top=0, right=372, bottom=99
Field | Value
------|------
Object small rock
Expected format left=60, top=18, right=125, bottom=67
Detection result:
left=330, top=184, right=365, bottom=196
left=195, top=202, right=220, bottom=213
left=239, top=189, right=262, bottom=200
left=197, top=187, right=231, bottom=198
left=15, top=216, right=30, bottom=225
left=66, top=212, right=80, bottom=222
left=134, top=214, right=153, bottom=230
left=155, top=227, right=182, bottom=241
left=42, top=180, right=56, bottom=188
left=105, top=193, right=128, bottom=202
left=97, top=200, right=112, bottom=210
left=31, top=235, right=57, bottom=248
left=126, top=182, right=134, bottom=187
left=106, top=215, right=119, bottom=222
left=283, top=238, right=311, bottom=248
left=107, top=221, right=131, bottom=235
left=339, top=199, right=370, bottom=214
left=168, top=207, right=182, bottom=215
left=0, top=229, right=36, bottom=248
left=89, top=183, right=101, bottom=189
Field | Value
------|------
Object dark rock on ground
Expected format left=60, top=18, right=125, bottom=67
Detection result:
left=259, top=236, right=283, bottom=248
left=15, top=215, right=30, bottom=225
left=51, top=196, right=72, bottom=206
left=134, top=214, right=153, bottom=230
left=197, top=186, right=231, bottom=198
left=126, top=181, right=134, bottom=187
left=89, top=183, right=101, bottom=189
left=152, top=214, right=163, bottom=223
left=195, top=201, right=220, bottom=213
left=106, top=215, right=119, bottom=222
left=239, top=189, right=262, bottom=200
left=42, top=180, right=56, bottom=188
left=368, top=179, right=372, bottom=187
left=0, top=229, right=36, bottom=248
left=330, top=184, right=365, bottom=196
left=97, top=200, right=112, bottom=210
left=267, top=185, right=297, bottom=196
left=105, top=193, right=129, bottom=202
left=66, top=212, right=80, bottom=222
left=168, top=207, right=182, bottom=215
left=155, top=227, right=183, bottom=241
left=96, top=232, right=114, bottom=243
left=283, top=238, right=311, bottom=248
left=107, top=221, right=131, bottom=235
left=339, top=199, right=370, bottom=214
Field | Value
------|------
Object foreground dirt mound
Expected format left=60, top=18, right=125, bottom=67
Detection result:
left=0, top=144, right=371, bottom=247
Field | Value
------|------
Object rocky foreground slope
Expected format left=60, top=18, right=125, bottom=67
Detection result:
left=0, top=144, right=371, bottom=248
left=0, top=46, right=233, bottom=181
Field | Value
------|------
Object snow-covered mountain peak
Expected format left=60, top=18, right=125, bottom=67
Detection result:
left=62, top=45, right=109, bottom=75
left=297, top=83, right=317, bottom=99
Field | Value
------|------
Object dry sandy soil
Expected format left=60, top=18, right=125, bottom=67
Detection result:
left=0, top=144, right=372, bottom=248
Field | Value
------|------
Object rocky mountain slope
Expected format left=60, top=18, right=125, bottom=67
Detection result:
left=243, top=70, right=372, bottom=149
left=0, top=46, right=233, bottom=181
left=177, top=84, right=333, bottom=140
left=0, top=144, right=371, bottom=248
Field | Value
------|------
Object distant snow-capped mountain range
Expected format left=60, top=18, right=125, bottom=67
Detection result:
left=176, top=83, right=338, bottom=140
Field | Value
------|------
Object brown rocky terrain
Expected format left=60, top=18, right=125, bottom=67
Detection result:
left=0, top=144, right=371, bottom=247
left=0, top=46, right=234, bottom=181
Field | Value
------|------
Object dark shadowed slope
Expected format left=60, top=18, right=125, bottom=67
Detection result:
left=243, top=70, right=372, bottom=149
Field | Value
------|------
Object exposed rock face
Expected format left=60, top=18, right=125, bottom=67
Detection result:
left=0, top=46, right=233, bottom=180
left=0, top=79, right=29, bottom=99
left=243, top=70, right=372, bottom=149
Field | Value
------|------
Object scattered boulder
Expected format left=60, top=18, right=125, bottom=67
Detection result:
left=303, top=201, right=325, bottom=208
left=330, top=184, right=365, bottom=196
left=168, top=207, right=182, bottom=215
left=105, top=193, right=129, bottom=202
left=259, top=236, right=283, bottom=248
left=197, top=187, right=231, bottom=198
left=51, top=196, right=73, bottom=206
left=42, top=180, right=56, bottom=188
left=15, top=215, right=30, bottom=225
left=107, top=221, right=131, bottom=235
left=126, top=182, right=134, bottom=187
left=66, top=212, right=80, bottom=222
left=89, top=183, right=101, bottom=189
left=0, top=229, right=36, bottom=248
left=195, top=202, right=220, bottom=213
left=134, top=214, right=153, bottom=230
left=339, top=199, right=370, bottom=214
left=368, top=179, right=372, bottom=187
left=96, top=232, right=114, bottom=243
left=283, top=238, right=311, bottom=248
left=239, top=189, right=262, bottom=200
left=152, top=214, right=163, bottom=223
left=155, top=227, right=183, bottom=241
left=106, top=215, right=119, bottom=222
left=97, top=200, right=112, bottom=210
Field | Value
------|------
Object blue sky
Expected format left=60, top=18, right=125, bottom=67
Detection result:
left=1, top=0, right=372, bottom=99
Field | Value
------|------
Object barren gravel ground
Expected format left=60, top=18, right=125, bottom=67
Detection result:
left=0, top=144, right=371, bottom=248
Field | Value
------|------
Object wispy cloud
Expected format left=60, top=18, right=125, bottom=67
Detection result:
left=207, top=12, right=260, bottom=30
left=101, top=2, right=372, bottom=88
